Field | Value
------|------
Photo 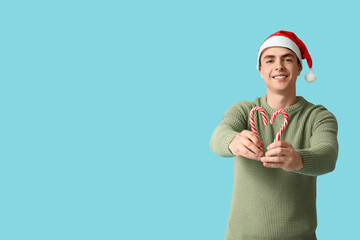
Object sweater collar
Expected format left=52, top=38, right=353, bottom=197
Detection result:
left=260, top=95, right=306, bottom=114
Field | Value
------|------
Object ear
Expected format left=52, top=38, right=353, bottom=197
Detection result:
left=297, top=64, right=302, bottom=76
left=259, top=67, right=264, bottom=79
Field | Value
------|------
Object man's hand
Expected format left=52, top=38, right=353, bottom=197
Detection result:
left=260, top=141, right=304, bottom=172
left=229, top=130, right=264, bottom=160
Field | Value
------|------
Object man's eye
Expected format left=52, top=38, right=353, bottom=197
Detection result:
left=266, top=60, right=274, bottom=63
left=284, top=58, right=292, bottom=62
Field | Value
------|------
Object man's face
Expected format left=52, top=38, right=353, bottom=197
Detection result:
left=258, top=47, right=302, bottom=95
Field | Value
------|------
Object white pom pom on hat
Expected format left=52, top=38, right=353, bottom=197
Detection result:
left=257, top=30, right=316, bottom=83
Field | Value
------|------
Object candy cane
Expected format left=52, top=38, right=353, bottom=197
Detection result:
left=249, top=107, right=268, bottom=139
left=270, top=109, right=289, bottom=142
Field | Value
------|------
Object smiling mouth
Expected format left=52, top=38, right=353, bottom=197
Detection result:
left=272, top=75, right=288, bottom=80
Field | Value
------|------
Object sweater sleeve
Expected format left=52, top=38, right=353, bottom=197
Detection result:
left=296, top=107, right=339, bottom=176
left=209, top=102, right=249, bottom=157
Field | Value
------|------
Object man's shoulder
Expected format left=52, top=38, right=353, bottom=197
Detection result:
left=301, top=97, right=333, bottom=112
left=300, top=97, right=337, bottom=121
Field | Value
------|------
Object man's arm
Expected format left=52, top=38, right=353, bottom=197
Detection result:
left=261, top=107, right=338, bottom=176
left=209, top=103, right=244, bottom=157
left=295, top=109, right=339, bottom=176
left=209, top=102, right=264, bottom=159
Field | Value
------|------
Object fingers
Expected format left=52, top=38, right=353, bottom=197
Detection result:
left=229, top=130, right=264, bottom=160
left=240, top=137, right=263, bottom=156
left=262, top=161, right=283, bottom=168
left=265, top=141, right=292, bottom=157
left=267, top=141, right=291, bottom=150
left=261, top=155, right=285, bottom=168
left=242, top=130, right=264, bottom=149
left=260, top=156, right=284, bottom=163
left=265, top=147, right=288, bottom=157
left=230, top=136, right=301, bottom=171
left=239, top=144, right=262, bottom=160
left=241, top=131, right=264, bottom=157
left=260, top=142, right=302, bottom=171
left=230, top=141, right=262, bottom=160
left=262, top=142, right=289, bottom=163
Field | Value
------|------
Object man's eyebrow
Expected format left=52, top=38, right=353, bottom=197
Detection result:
left=281, top=53, right=296, bottom=58
left=263, top=53, right=296, bottom=59
left=263, top=55, right=275, bottom=59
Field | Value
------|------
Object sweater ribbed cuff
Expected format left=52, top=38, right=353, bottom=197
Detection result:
left=222, top=131, right=239, bottom=157
left=295, top=149, right=314, bottom=175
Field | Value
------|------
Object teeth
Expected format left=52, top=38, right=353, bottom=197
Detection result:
left=274, top=76, right=286, bottom=79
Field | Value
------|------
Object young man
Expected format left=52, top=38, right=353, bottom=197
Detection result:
left=209, top=31, right=338, bottom=240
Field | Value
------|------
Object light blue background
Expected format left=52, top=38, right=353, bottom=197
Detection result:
left=1, top=0, right=359, bottom=239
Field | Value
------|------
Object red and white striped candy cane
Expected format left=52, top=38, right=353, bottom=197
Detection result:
left=270, top=109, right=289, bottom=142
left=249, top=107, right=268, bottom=139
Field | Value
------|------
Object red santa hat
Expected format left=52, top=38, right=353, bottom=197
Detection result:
left=257, top=30, right=316, bottom=83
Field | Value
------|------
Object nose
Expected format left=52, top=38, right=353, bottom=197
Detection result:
left=275, top=60, right=284, bottom=70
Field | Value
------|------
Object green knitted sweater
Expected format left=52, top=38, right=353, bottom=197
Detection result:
left=209, top=95, right=338, bottom=240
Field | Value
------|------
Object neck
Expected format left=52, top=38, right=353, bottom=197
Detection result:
left=266, top=91, right=297, bottom=109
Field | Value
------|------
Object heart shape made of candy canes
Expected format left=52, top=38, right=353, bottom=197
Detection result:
left=249, top=106, right=289, bottom=143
